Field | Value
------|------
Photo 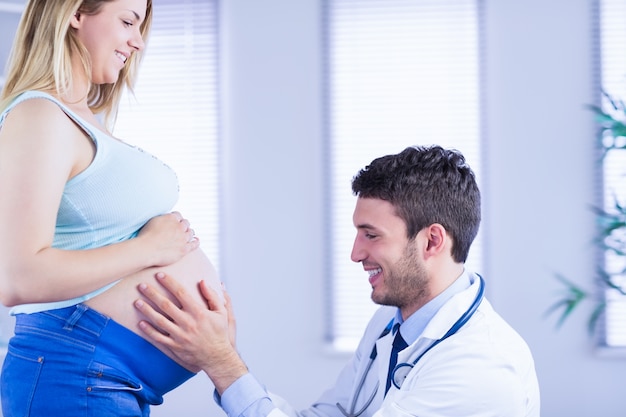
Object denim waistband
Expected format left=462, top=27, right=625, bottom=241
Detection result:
left=15, top=304, right=196, bottom=399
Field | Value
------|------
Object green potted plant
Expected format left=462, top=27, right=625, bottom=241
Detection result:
left=547, top=91, right=626, bottom=334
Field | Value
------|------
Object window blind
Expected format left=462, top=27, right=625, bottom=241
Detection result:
left=598, top=0, right=626, bottom=347
left=114, top=0, right=220, bottom=269
left=325, top=0, right=483, bottom=351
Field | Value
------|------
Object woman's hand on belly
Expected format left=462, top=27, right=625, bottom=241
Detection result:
left=136, top=212, right=201, bottom=267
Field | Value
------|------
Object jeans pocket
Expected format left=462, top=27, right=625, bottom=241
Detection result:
left=86, top=362, right=147, bottom=417
left=1, top=346, right=45, bottom=417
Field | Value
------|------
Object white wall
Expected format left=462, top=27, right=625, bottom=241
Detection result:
left=1, top=0, right=625, bottom=416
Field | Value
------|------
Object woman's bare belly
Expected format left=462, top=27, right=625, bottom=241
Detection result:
left=84, top=247, right=221, bottom=362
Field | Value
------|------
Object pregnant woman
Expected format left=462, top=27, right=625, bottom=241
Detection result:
left=0, top=1, right=220, bottom=415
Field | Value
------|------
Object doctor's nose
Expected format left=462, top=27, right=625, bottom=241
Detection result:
left=351, top=238, right=365, bottom=263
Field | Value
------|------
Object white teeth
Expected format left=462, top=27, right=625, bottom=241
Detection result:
left=116, top=52, right=127, bottom=63
left=368, top=268, right=382, bottom=278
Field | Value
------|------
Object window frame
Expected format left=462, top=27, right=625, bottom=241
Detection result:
left=596, top=0, right=626, bottom=353
left=323, top=0, right=485, bottom=351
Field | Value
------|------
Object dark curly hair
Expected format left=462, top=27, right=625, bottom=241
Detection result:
left=351, top=145, right=481, bottom=263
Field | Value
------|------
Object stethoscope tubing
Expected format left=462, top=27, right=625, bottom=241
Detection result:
left=336, top=358, right=378, bottom=417
left=336, top=275, right=486, bottom=417
left=391, top=275, right=485, bottom=389
left=336, top=321, right=393, bottom=417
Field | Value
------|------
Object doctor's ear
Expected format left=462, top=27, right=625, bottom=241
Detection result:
left=423, top=223, right=447, bottom=256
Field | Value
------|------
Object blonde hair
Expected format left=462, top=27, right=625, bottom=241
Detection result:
left=0, top=0, right=153, bottom=129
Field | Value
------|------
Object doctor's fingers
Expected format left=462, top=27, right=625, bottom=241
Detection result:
left=134, top=283, right=206, bottom=350
left=198, top=280, right=229, bottom=314
left=134, top=305, right=203, bottom=374
left=142, top=272, right=229, bottom=336
left=223, top=289, right=238, bottom=348
left=200, top=281, right=237, bottom=347
left=135, top=282, right=183, bottom=333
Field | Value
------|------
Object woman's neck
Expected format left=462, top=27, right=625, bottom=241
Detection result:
left=55, top=56, right=92, bottom=110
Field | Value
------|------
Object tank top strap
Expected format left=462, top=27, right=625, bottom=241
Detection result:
left=1, top=90, right=101, bottom=145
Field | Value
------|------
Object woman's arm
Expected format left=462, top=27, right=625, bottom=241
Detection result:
left=0, top=98, right=197, bottom=306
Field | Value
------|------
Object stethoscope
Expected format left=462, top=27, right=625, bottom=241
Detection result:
left=336, top=276, right=485, bottom=417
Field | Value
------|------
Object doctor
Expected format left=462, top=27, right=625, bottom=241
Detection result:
left=134, top=145, right=541, bottom=417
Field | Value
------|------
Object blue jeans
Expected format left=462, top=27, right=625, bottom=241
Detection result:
left=1, top=304, right=195, bottom=416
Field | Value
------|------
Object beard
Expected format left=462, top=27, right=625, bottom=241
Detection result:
left=372, top=243, right=429, bottom=309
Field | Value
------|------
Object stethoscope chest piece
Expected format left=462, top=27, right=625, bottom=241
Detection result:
left=391, top=362, right=413, bottom=389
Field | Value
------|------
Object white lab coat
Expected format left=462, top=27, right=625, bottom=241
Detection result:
left=268, top=274, right=540, bottom=417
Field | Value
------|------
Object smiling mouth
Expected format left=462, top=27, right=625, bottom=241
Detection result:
left=368, top=268, right=382, bottom=278
left=368, top=268, right=383, bottom=286
left=115, top=51, right=128, bottom=63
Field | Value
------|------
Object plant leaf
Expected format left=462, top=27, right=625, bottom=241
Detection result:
left=545, top=274, right=589, bottom=329
left=587, top=301, right=606, bottom=335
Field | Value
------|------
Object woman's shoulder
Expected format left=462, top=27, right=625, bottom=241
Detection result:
left=0, top=91, right=89, bottom=146
left=4, top=90, right=65, bottom=116
left=4, top=93, right=74, bottom=129
left=5, top=90, right=60, bottom=108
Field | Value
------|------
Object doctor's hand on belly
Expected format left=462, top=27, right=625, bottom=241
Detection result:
left=85, top=212, right=223, bottom=365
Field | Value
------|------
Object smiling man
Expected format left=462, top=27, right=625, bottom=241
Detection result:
left=135, top=145, right=541, bottom=417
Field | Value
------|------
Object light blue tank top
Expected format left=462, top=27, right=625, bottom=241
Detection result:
left=0, top=91, right=180, bottom=314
